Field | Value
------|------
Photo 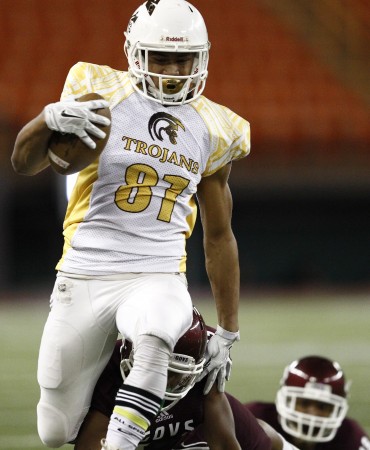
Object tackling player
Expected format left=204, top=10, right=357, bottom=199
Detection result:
left=11, top=1, right=249, bottom=449
left=75, top=307, right=298, bottom=450
left=247, top=356, right=370, bottom=450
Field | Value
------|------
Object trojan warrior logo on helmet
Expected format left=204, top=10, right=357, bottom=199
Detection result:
left=146, top=0, right=161, bottom=15
left=148, top=112, right=185, bottom=145
left=127, top=12, right=139, bottom=34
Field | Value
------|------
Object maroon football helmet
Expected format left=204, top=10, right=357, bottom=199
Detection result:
left=276, top=356, right=350, bottom=442
left=120, top=306, right=207, bottom=410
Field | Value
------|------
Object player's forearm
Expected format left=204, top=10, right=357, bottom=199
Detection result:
left=12, top=111, right=52, bottom=175
left=204, top=388, right=242, bottom=450
left=204, top=231, right=240, bottom=332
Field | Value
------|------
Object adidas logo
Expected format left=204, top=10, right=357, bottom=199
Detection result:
left=155, top=410, right=173, bottom=423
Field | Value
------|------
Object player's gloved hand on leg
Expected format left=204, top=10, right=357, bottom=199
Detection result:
left=44, top=99, right=111, bottom=149
left=197, top=325, right=240, bottom=394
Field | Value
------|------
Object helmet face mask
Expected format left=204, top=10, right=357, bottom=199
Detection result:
left=160, top=351, right=205, bottom=410
left=120, top=307, right=207, bottom=411
left=124, top=0, right=210, bottom=105
left=276, top=356, right=350, bottom=443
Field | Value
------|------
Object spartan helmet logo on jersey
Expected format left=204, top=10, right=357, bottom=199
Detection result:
left=148, top=112, right=185, bottom=145
left=124, top=0, right=210, bottom=105
left=276, top=356, right=350, bottom=443
left=120, top=306, right=207, bottom=411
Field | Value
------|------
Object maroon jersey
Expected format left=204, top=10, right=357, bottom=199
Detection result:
left=247, top=401, right=370, bottom=450
left=90, top=340, right=271, bottom=450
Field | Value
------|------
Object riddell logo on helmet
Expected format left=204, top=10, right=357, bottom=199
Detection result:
left=161, top=36, right=189, bottom=42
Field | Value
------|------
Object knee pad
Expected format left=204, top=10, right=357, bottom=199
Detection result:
left=37, top=401, right=70, bottom=448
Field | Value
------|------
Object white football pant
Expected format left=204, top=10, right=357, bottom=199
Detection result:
left=37, top=272, right=192, bottom=447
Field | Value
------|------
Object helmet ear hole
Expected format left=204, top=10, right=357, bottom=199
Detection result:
left=276, top=356, right=349, bottom=443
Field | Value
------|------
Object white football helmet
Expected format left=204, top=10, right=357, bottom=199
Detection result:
left=276, top=356, right=350, bottom=443
left=124, top=0, right=210, bottom=105
left=120, top=307, right=207, bottom=410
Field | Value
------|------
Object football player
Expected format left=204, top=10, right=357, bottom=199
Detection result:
left=11, top=1, right=249, bottom=449
left=247, top=356, right=370, bottom=450
left=75, top=307, right=297, bottom=450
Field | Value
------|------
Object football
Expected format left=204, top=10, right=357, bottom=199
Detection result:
left=47, top=93, right=111, bottom=175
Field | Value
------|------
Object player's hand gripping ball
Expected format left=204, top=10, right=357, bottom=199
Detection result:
left=47, top=93, right=111, bottom=175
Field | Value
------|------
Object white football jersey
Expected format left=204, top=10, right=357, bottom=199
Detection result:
left=56, top=62, right=250, bottom=275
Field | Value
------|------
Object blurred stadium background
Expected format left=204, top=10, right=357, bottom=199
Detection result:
left=0, top=0, right=369, bottom=448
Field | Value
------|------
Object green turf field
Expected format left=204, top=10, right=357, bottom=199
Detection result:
left=0, top=291, right=369, bottom=449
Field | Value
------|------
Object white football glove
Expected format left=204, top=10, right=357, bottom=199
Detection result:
left=44, top=99, right=111, bottom=149
left=197, top=325, right=240, bottom=394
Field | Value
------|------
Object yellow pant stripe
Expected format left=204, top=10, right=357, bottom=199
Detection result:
left=113, top=406, right=149, bottom=431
